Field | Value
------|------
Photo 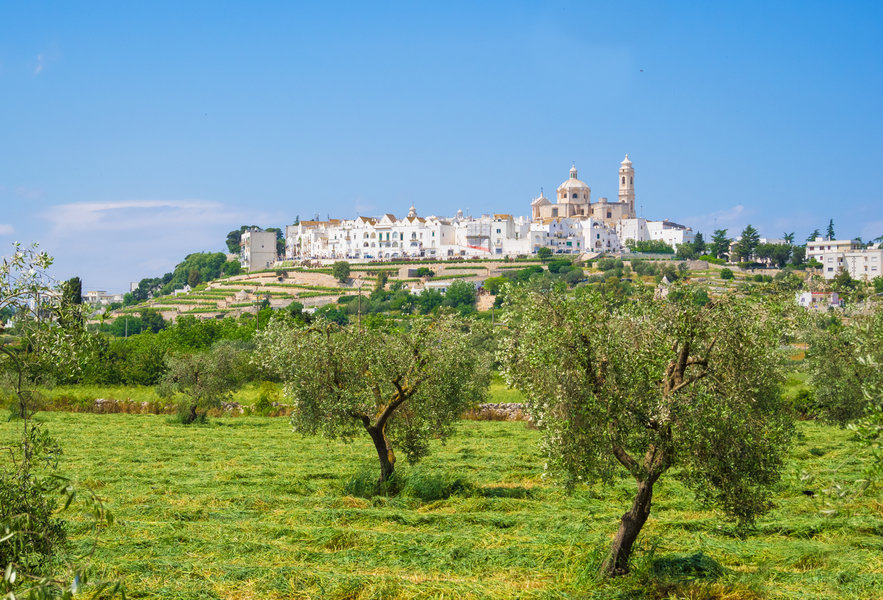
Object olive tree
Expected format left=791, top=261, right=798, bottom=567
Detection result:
left=158, top=342, right=245, bottom=423
left=255, top=314, right=490, bottom=482
left=1, top=243, right=116, bottom=598
left=332, top=260, right=351, bottom=283
left=804, top=306, right=883, bottom=425
left=500, top=284, right=792, bottom=575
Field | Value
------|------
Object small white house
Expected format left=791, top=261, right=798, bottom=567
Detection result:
left=796, top=291, right=842, bottom=310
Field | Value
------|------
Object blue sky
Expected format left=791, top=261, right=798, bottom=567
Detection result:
left=2, top=1, right=881, bottom=291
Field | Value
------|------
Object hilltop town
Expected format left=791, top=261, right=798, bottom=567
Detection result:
left=240, top=156, right=694, bottom=269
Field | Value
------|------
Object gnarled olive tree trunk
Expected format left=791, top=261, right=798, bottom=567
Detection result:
left=366, top=423, right=396, bottom=483
left=604, top=476, right=657, bottom=575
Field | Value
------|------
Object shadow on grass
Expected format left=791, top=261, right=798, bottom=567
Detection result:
left=343, top=467, right=475, bottom=502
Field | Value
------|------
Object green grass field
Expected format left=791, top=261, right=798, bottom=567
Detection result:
left=2, top=412, right=881, bottom=599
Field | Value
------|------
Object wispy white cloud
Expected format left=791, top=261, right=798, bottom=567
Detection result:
left=0, top=224, right=14, bottom=236
left=43, top=199, right=237, bottom=235
left=40, top=198, right=282, bottom=291
left=33, top=46, right=59, bottom=76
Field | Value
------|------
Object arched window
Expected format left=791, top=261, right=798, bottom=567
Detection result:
left=572, top=193, right=577, bottom=199
left=630, top=177, right=633, bottom=184
left=622, top=176, right=625, bottom=184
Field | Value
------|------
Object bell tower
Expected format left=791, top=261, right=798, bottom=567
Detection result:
left=618, top=154, right=635, bottom=217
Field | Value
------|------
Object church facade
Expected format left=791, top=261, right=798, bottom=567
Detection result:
left=532, top=156, right=636, bottom=225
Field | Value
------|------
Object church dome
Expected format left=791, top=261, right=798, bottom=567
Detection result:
left=621, top=154, right=632, bottom=167
left=557, top=164, right=591, bottom=197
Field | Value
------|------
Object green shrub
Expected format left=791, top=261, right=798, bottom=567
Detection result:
left=720, top=268, right=734, bottom=280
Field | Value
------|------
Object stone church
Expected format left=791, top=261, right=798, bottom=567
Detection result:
left=531, top=155, right=636, bottom=225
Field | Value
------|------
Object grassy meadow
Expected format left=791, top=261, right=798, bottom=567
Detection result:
left=2, top=411, right=881, bottom=599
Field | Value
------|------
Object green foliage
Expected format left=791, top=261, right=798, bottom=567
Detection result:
left=504, top=265, right=544, bottom=283
left=254, top=315, right=490, bottom=480
left=631, top=260, right=659, bottom=277
left=415, top=289, right=443, bottom=314
left=710, top=229, right=731, bottom=259
left=628, top=239, right=674, bottom=254
left=536, top=247, right=553, bottom=262
left=501, top=284, right=793, bottom=572
left=831, top=268, right=857, bottom=292
left=332, top=261, right=351, bottom=283
left=676, top=243, right=696, bottom=259
left=720, top=268, right=734, bottom=280
left=546, top=259, right=573, bottom=274
left=755, top=242, right=792, bottom=267
left=443, top=280, right=477, bottom=314
left=415, top=267, right=435, bottom=278
left=222, top=259, right=242, bottom=277
left=61, top=276, right=82, bottom=307
left=733, top=224, right=761, bottom=262
left=804, top=309, right=883, bottom=425
left=157, top=342, right=248, bottom=424
left=0, top=243, right=117, bottom=599
left=315, top=304, right=349, bottom=325
left=0, top=422, right=67, bottom=574
left=483, top=276, right=507, bottom=296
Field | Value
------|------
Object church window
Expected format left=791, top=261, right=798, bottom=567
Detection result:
left=630, top=177, right=633, bottom=184
left=572, top=193, right=577, bottom=199
left=607, top=212, right=612, bottom=218
left=622, top=176, right=625, bottom=184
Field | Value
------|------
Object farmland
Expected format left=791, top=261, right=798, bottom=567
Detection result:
left=2, top=412, right=880, bottom=599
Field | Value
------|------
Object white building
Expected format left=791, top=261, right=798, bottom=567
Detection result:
left=241, top=228, right=278, bottom=271
left=796, top=291, right=842, bottom=310
left=823, top=247, right=883, bottom=281
left=806, top=237, right=862, bottom=264
left=617, top=218, right=695, bottom=250
left=82, top=290, right=124, bottom=305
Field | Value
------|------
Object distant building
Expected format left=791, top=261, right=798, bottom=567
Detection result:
left=806, top=237, right=862, bottom=265
left=82, top=290, right=124, bottom=305
left=241, top=228, right=278, bottom=271
left=808, top=237, right=882, bottom=280
left=796, top=291, right=842, bottom=310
